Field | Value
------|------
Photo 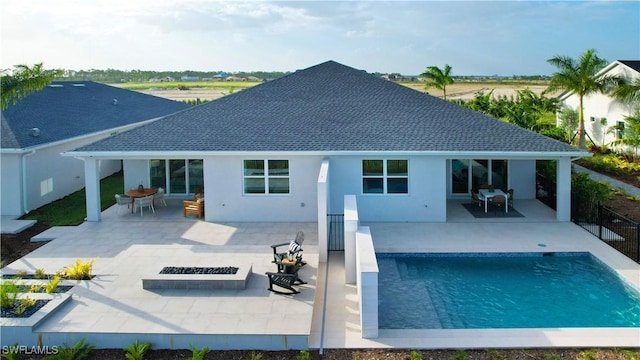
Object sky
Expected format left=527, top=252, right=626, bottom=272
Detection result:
left=1, top=0, right=639, bottom=76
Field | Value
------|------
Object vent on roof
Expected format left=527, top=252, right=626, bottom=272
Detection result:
left=48, top=84, right=63, bottom=88
left=112, top=99, right=118, bottom=105
left=29, top=128, right=40, bottom=137
left=71, top=83, right=85, bottom=87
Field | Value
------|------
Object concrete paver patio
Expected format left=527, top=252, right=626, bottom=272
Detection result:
left=2, top=198, right=639, bottom=349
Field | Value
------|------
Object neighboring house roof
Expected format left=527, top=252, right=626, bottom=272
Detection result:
left=558, top=59, right=640, bottom=101
left=72, top=61, right=583, bottom=155
left=619, top=60, right=640, bottom=73
left=1, top=81, right=191, bottom=150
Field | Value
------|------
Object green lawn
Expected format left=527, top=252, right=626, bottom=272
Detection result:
left=22, top=172, right=124, bottom=226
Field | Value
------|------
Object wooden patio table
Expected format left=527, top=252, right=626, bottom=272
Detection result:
left=125, top=188, right=157, bottom=213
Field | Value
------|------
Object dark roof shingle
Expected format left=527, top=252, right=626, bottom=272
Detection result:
left=73, top=61, right=582, bottom=154
left=1, top=81, right=190, bottom=149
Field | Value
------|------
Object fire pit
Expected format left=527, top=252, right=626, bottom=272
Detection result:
left=142, top=265, right=251, bottom=290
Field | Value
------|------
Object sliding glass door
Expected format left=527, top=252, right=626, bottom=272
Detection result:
left=149, top=159, right=203, bottom=195
left=451, top=159, right=508, bottom=195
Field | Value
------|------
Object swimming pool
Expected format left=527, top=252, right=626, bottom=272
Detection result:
left=377, top=252, right=640, bottom=329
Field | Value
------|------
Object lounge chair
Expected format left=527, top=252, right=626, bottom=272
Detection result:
left=270, top=231, right=305, bottom=272
left=266, top=272, right=300, bottom=295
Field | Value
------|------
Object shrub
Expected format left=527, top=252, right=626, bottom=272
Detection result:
left=296, top=350, right=311, bottom=360
left=123, top=340, right=151, bottom=360
left=43, top=337, right=95, bottom=360
left=189, top=344, right=208, bottom=360
left=35, top=268, right=47, bottom=279
left=0, top=280, right=20, bottom=309
left=572, top=172, right=612, bottom=204
left=45, top=275, right=61, bottom=294
left=62, top=259, right=95, bottom=280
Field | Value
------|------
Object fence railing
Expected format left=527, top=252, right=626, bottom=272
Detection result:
left=327, top=213, right=344, bottom=251
left=572, top=195, right=640, bottom=264
left=536, top=172, right=557, bottom=210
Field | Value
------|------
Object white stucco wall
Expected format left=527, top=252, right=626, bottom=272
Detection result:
left=2, top=136, right=121, bottom=216
left=0, top=154, right=23, bottom=216
left=560, top=62, right=638, bottom=147
left=328, top=156, right=447, bottom=222
left=508, top=160, right=537, bottom=199
left=204, top=156, right=323, bottom=222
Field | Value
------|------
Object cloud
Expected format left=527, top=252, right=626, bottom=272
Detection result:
left=1, top=0, right=638, bottom=74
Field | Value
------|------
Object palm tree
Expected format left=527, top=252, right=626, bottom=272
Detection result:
left=612, top=77, right=640, bottom=105
left=546, top=49, right=621, bottom=149
left=421, top=64, right=454, bottom=100
left=608, top=109, right=640, bottom=160
left=1, top=63, right=63, bottom=110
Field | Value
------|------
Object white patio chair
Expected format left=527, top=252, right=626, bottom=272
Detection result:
left=153, top=187, right=167, bottom=207
left=114, top=194, right=131, bottom=214
left=134, top=195, right=155, bottom=216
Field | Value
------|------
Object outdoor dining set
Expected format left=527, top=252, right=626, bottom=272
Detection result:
left=471, top=184, right=514, bottom=214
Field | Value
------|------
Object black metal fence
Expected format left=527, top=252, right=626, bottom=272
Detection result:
left=572, top=195, right=640, bottom=264
left=536, top=172, right=557, bottom=210
left=327, top=213, right=344, bottom=251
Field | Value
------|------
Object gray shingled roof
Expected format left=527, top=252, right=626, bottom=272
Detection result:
left=1, top=81, right=190, bottom=150
left=73, top=61, right=582, bottom=154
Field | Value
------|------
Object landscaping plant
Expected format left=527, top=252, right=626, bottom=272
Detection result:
left=45, top=275, right=61, bottom=294
left=123, top=340, right=151, bottom=360
left=62, top=259, right=95, bottom=280
left=296, top=350, right=311, bottom=360
left=0, top=279, right=20, bottom=309
left=35, top=268, right=47, bottom=279
left=43, top=337, right=95, bottom=360
left=188, top=344, right=208, bottom=360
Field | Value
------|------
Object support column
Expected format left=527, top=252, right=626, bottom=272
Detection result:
left=317, top=160, right=329, bottom=263
left=84, top=158, right=101, bottom=222
left=344, top=195, right=359, bottom=284
left=556, top=157, right=571, bottom=222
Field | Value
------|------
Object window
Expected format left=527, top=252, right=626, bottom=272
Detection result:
left=362, top=160, right=408, bottom=194
left=617, top=121, right=626, bottom=140
left=244, top=160, right=289, bottom=195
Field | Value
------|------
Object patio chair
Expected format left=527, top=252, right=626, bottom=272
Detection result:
left=507, top=188, right=514, bottom=209
left=489, top=194, right=506, bottom=214
left=266, top=256, right=307, bottom=295
left=265, top=272, right=300, bottom=295
left=270, top=231, right=305, bottom=272
left=134, top=195, right=155, bottom=216
left=471, top=190, right=483, bottom=208
left=153, top=187, right=167, bottom=207
left=114, top=194, right=131, bottom=214
left=183, top=197, right=204, bottom=218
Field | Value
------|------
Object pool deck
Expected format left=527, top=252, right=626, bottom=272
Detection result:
left=2, top=199, right=639, bottom=349
left=314, top=222, right=640, bottom=349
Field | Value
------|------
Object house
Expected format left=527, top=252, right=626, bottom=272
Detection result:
left=66, top=61, right=586, bottom=228
left=0, top=81, right=190, bottom=217
left=558, top=60, right=640, bottom=147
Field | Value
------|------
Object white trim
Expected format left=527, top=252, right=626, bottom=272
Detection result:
left=64, top=150, right=590, bottom=159
left=2, top=118, right=160, bottom=154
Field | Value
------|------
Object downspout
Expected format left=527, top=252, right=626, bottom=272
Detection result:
left=21, top=150, right=36, bottom=214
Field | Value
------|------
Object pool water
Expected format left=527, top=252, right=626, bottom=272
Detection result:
left=377, top=253, right=640, bottom=329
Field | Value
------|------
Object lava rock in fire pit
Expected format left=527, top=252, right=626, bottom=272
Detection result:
left=159, top=266, right=239, bottom=275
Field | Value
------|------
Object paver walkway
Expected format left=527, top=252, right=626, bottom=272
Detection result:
left=573, top=164, right=640, bottom=197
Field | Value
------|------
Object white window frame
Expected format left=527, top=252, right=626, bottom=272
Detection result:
left=243, top=159, right=290, bottom=195
left=362, top=159, right=409, bottom=195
